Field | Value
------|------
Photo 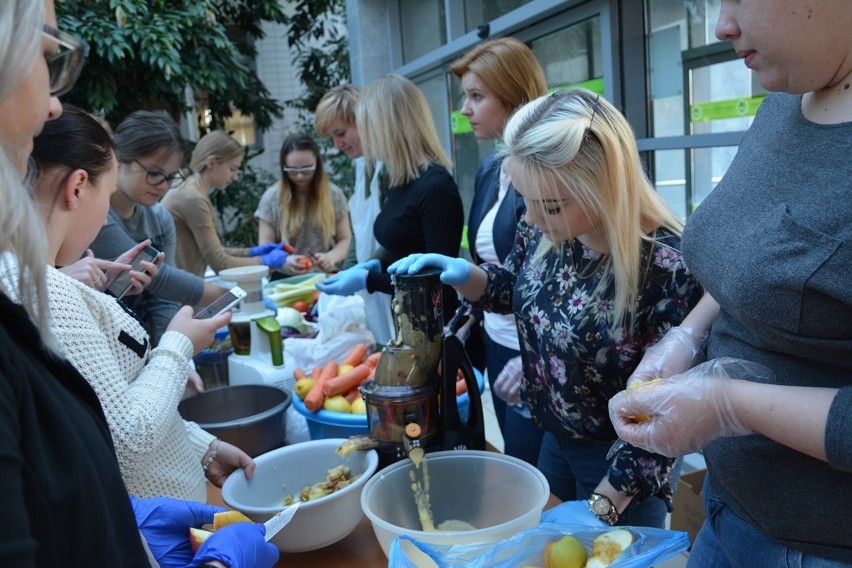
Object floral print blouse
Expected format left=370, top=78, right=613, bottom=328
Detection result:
left=472, top=220, right=701, bottom=504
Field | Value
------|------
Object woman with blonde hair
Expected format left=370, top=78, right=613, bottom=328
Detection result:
left=317, top=74, right=466, bottom=329
left=163, top=129, right=291, bottom=277
left=450, top=37, right=548, bottom=465
left=255, top=132, right=351, bottom=274
left=390, top=88, right=701, bottom=528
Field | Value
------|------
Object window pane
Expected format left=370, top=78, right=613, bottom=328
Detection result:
left=400, top=1, right=446, bottom=63
left=529, top=16, right=602, bottom=88
left=651, top=146, right=737, bottom=219
left=463, top=0, right=532, bottom=32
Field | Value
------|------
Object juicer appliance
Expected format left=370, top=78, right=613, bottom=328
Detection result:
left=359, top=268, right=485, bottom=469
left=218, top=266, right=287, bottom=388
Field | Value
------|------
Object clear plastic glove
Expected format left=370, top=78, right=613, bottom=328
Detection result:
left=259, top=248, right=288, bottom=270
left=190, top=521, right=279, bottom=568
left=388, top=253, right=471, bottom=286
left=315, top=259, right=380, bottom=296
left=626, top=326, right=708, bottom=388
left=248, top=242, right=283, bottom=257
left=609, top=357, right=773, bottom=458
left=130, top=495, right=225, bottom=568
left=492, top=355, right=524, bottom=405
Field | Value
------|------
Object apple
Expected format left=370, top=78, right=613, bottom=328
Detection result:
left=350, top=396, right=367, bottom=414
left=212, top=510, right=252, bottom=531
left=323, top=394, right=352, bottom=413
left=585, top=529, right=634, bottom=568
left=544, top=535, right=587, bottom=568
left=295, top=378, right=314, bottom=400
left=188, top=527, right=214, bottom=553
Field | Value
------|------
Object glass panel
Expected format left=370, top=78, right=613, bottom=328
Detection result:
left=463, top=0, right=532, bottom=32
left=648, top=0, right=724, bottom=50
left=529, top=16, right=602, bottom=88
left=400, top=1, right=446, bottom=63
left=650, top=146, right=737, bottom=220
left=652, top=149, right=687, bottom=220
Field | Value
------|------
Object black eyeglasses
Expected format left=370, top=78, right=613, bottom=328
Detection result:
left=282, top=164, right=317, bottom=176
left=42, top=25, right=89, bottom=97
left=134, top=160, right=187, bottom=186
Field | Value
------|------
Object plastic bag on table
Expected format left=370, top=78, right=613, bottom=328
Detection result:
left=283, top=293, right=375, bottom=375
left=388, top=500, right=689, bottom=568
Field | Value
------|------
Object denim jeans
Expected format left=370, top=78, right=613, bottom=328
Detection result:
left=687, top=476, right=850, bottom=568
left=537, top=432, right=678, bottom=528
left=484, top=334, right=543, bottom=466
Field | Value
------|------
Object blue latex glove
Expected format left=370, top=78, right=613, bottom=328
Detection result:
left=248, top=242, right=282, bottom=257
left=263, top=296, right=278, bottom=315
left=259, top=248, right=288, bottom=270
left=130, top=496, right=226, bottom=568
left=315, top=259, right=380, bottom=296
left=190, top=521, right=279, bottom=568
left=388, top=253, right=471, bottom=285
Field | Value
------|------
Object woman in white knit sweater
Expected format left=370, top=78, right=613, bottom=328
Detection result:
left=27, top=106, right=255, bottom=501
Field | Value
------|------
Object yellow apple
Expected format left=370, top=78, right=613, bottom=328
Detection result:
left=544, top=535, right=587, bottom=568
left=295, top=378, right=314, bottom=400
left=350, top=396, right=367, bottom=414
left=212, top=510, right=252, bottom=531
left=337, top=364, right=355, bottom=376
left=586, top=529, right=634, bottom=568
left=188, top=527, right=214, bottom=553
left=323, top=394, right=352, bottom=413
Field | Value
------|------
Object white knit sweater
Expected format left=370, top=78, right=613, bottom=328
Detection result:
left=39, top=265, right=214, bottom=501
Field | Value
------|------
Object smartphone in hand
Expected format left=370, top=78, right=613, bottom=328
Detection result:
left=107, top=245, right=160, bottom=299
left=193, top=287, right=247, bottom=319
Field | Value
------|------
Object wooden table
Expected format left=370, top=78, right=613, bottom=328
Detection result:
left=208, top=485, right=560, bottom=568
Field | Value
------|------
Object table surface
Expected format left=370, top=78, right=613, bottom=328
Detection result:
left=208, top=484, right=560, bottom=568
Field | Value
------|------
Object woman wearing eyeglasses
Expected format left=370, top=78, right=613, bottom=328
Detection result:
left=90, top=112, right=283, bottom=343
left=162, top=130, right=290, bottom=277
left=255, top=132, right=352, bottom=274
left=0, top=2, right=277, bottom=567
left=389, top=89, right=702, bottom=529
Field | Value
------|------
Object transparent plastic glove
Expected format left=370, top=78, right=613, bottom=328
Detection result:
left=190, top=521, right=279, bottom=568
left=315, top=259, right=380, bottom=296
left=248, top=242, right=282, bottom=257
left=259, top=248, right=288, bottom=270
left=609, top=357, right=773, bottom=458
left=130, top=495, right=225, bottom=568
left=388, top=253, right=471, bottom=286
left=492, top=355, right=524, bottom=405
left=626, top=326, right=708, bottom=388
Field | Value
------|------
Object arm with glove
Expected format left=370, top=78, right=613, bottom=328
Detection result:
left=387, top=253, right=489, bottom=302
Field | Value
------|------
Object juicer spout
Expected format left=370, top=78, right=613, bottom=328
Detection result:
left=335, top=434, right=379, bottom=458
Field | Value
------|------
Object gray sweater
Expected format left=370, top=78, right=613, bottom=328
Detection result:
left=90, top=203, right=203, bottom=342
left=682, top=92, right=851, bottom=561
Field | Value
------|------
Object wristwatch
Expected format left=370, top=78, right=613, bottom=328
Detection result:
left=588, top=493, right=619, bottom=525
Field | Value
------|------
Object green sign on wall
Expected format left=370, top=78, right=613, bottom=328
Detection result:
left=690, top=95, right=766, bottom=122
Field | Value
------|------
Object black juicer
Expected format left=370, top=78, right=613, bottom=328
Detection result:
left=359, top=268, right=485, bottom=469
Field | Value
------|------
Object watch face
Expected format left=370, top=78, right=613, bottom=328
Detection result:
left=591, top=497, right=610, bottom=514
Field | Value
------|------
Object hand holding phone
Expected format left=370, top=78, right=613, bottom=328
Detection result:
left=193, top=287, right=247, bottom=319
left=107, top=244, right=160, bottom=299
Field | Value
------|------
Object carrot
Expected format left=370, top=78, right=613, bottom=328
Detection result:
left=364, top=351, right=382, bottom=369
left=322, top=363, right=372, bottom=397
left=341, top=343, right=369, bottom=367
left=311, top=367, right=322, bottom=380
left=304, top=360, right=339, bottom=411
left=283, top=243, right=296, bottom=254
left=344, top=389, right=361, bottom=404
left=455, top=378, right=468, bottom=396
left=294, top=368, right=308, bottom=382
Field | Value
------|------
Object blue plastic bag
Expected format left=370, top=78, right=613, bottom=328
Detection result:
left=388, top=501, right=689, bottom=568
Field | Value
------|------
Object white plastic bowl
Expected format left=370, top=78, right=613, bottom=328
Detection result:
left=221, top=438, right=379, bottom=552
left=361, top=450, right=549, bottom=557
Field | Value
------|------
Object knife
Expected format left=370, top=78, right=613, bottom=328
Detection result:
left=263, top=501, right=300, bottom=542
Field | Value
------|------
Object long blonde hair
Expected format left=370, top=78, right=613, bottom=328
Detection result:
left=450, top=37, right=547, bottom=114
left=356, top=74, right=451, bottom=187
left=0, top=0, right=58, bottom=350
left=503, top=89, right=684, bottom=328
left=277, top=133, right=336, bottom=247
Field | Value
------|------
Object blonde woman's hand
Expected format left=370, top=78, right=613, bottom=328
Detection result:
left=60, top=249, right=131, bottom=290
left=166, top=306, right=232, bottom=354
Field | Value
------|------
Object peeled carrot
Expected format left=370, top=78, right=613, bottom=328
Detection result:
left=344, top=389, right=361, bottom=404
left=304, top=360, right=339, bottom=411
left=341, top=343, right=369, bottom=367
left=294, top=368, right=308, bottom=382
left=283, top=243, right=296, bottom=254
left=364, top=351, right=382, bottom=369
left=322, top=363, right=372, bottom=397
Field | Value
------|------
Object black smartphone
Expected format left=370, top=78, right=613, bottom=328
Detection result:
left=107, top=245, right=160, bottom=299
left=193, top=287, right=247, bottom=319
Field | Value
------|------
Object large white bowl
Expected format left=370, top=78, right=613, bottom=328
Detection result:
left=221, top=438, right=379, bottom=552
left=361, top=450, right=549, bottom=557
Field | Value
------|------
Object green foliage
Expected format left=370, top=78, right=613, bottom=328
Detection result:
left=209, top=148, right=276, bottom=247
left=56, top=0, right=288, bottom=129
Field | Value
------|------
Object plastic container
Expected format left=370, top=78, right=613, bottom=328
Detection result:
left=361, top=450, right=549, bottom=558
left=193, top=347, right=233, bottom=390
left=221, top=438, right=379, bottom=552
left=291, top=369, right=485, bottom=440
left=178, top=385, right=291, bottom=457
